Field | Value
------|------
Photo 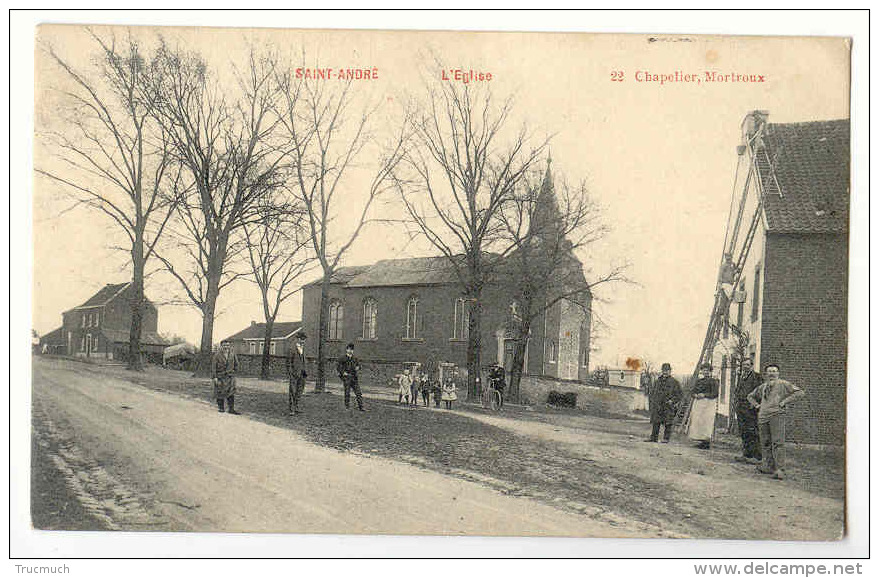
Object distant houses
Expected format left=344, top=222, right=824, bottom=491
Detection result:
left=222, top=320, right=303, bottom=357
left=40, top=282, right=168, bottom=363
left=38, top=327, right=66, bottom=355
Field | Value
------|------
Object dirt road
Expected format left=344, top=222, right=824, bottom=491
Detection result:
left=459, top=411, right=845, bottom=541
left=31, top=358, right=647, bottom=537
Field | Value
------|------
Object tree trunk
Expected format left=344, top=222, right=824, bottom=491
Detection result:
left=315, top=276, right=330, bottom=392
left=195, top=271, right=221, bottom=377
left=260, top=317, right=274, bottom=380
left=127, top=235, right=145, bottom=371
left=466, top=289, right=483, bottom=399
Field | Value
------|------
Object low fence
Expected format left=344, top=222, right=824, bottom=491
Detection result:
left=518, top=374, right=648, bottom=417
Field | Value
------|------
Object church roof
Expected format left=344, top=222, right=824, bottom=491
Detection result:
left=346, top=256, right=462, bottom=287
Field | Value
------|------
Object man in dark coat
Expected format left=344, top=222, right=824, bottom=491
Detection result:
left=336, top=343, right=364, bottom=411
left=286, top=332, right=308, bottom=415
left=733, top=357, right=763, bottom=463
left=212, top=341, right=240, bottom=414
left=645, top=362, right=682, bottom=442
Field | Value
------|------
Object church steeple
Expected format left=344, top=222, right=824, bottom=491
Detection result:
left=533, top=153, right=561, bottom=238
left=541, top=152, right=553, bottom=197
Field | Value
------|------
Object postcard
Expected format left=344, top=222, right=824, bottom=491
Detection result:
left=20, top=18, right=859, bottom=558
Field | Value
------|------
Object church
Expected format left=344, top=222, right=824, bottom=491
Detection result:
left=299, top=162, right=593, bottom=390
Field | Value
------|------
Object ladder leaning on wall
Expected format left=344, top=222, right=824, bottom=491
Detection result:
left=677, top=110, right=783, bottom=432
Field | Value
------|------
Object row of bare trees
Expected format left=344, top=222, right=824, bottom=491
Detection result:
left=39, top=30, right=623, bottom=389
left=39, top=32, right=400, bottom=378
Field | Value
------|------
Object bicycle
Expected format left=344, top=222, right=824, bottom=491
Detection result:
left=487, top=384, right=503, bottom=411
left=480, top=365, right=505, bottom=411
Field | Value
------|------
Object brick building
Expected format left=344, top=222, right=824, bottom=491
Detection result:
left=47, top=282, right=168, bottom=362
left=300, top=257, right=592, bottom=390
left=708, top=115, right=849, bottom=445
left=300, top=163, right=593, bottom=390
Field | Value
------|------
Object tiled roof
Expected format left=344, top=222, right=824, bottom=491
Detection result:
left=72, top=282, right=131, bottom=309
left=223, top=321, right=302, bottom=342
left=346, top=256, right=464, bottom=287
left=310, top=252, right=583, bottom=290
left=762, top=119, right=850, bottom=234
left=100, top=328, right=168, bottom=347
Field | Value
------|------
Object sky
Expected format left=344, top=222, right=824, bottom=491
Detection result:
left=31, top=22, right=851, bottom=372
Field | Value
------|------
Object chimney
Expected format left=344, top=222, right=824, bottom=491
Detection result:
left=251, top=320, right=257, bottom=327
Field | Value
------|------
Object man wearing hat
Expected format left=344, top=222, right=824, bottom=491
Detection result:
left=645, top=363, right=682, bottom=442
left=286, top=331, right=308, bottom=415
left=688, top=363, right=720, bottom=449
left=212, top=340, right=240, bottom=414
left=336, top=342, right=365, bottom=411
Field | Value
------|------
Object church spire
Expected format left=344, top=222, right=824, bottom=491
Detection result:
left=533, top=153, right=560, bottom=238
left=541, top=151, right=553, bottom=196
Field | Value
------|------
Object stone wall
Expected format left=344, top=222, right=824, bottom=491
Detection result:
left=234, top=354, right=470, bottom=399
left=234, top=353, right=289, bottom=377
left=519, top=374, right=647, bottom=417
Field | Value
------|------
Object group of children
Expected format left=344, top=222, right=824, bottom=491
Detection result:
left=396, top=367, right=459, bottom=409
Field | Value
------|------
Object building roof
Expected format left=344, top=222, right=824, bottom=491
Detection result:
left=223, top=321, right=303, bottom=342
left=100, top=328, right=168, bottom=347
left=39, top=327, right=66, bottom=345
left=303, top=265, right=371, bottom=287
left=346, top=256, right=462, bottom=288
left=312, top=254, right=510, bottom=289
left=71, top=282, right=131, bottom=310
left=762, top=119, right=850, bottom=234
left=303, top=251, right=591, bottom=295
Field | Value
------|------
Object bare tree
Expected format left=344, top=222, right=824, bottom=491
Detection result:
left=37, top=31, right=180, bottom=370
left=243, top=195, right=313, bottom=379
left=275, top=61, right=409, bottom=391
left=149, top=43, right=285, bottom=374
left=496, top=163, right=627, bottom=400
left=396, top=77, right=547, bottom=397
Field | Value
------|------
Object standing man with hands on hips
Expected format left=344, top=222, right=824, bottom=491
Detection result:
left=747, top=363, right=805, bottom=480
